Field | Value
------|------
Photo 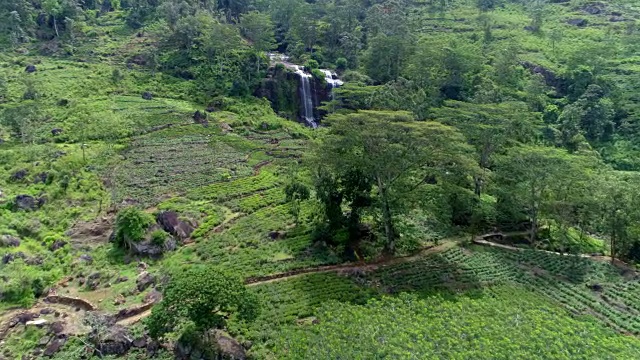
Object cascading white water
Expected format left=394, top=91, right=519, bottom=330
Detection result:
left=295, top=66, right=318, bottom=128
left=268, top=53, right=344, bottom=128
left=320, top=69, right=344, bottom=88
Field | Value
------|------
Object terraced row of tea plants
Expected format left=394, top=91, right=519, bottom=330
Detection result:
left=113, top=128, right=254, bottom=206
left=229, top=243, right=640, bottom=358
left=270, top=287, right=640, bottom=359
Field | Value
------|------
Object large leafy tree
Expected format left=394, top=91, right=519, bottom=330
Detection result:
left=559, top=84, right=614, bottom=150
left=495, top=146, right=596, bottom=244
left=312, top=110, right=477, bottom=254
left=433, top=101, right=540, bottom=197
left=594, top=173, right=640, bottom=263
left=240, top=11, right=275, bottom=74
left=146, top=267, right=259, bottom=340
left=363, top=0, right=413, bottom=83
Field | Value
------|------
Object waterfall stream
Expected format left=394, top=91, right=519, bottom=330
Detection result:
left=320, top=69, right=344, bottom=89
left=268, top=52, right=343, bottom=128
left=295, top=66, right=317, bottom=128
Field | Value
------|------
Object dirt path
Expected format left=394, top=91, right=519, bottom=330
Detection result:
left=116, top=309, right=152, bottom=326
left=6, top=231, right=631, bottom=338
left=472, top=238, right=637, bottom=273
left=245, top=241, right=457, bottom=286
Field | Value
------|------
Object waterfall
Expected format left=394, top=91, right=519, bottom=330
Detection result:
left=295, top=66, right=317, bottom=128
left=267, top=53, right=344, bottom=128
left=320, top=69, right=344, bottom=89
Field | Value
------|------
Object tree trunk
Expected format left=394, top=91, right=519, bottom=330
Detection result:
left=53, top=16, right=59, bottom=38
left=611, top=232, right=616, bottom=264
left=529, top=183, right=538, bottom=244
left=610, top=215, right=617, bottom=264
left=377, top=176, right=395, bottom=255
left=474, top=175, right=482, bottom=197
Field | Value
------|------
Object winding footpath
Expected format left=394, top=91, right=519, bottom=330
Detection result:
left=2, top=232, right=632, bottom=339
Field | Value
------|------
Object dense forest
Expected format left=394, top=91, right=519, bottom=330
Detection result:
left=2, top=0, right=640, bottom=358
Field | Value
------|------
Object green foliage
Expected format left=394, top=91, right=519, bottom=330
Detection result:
left=284, top=177, right=310, bottom=223
left=305, top=59, right=319, bottom=70
left=114, top=207, right=154, bottom=248
left=0, top=259, right=58, bottom=307
left=150, top=229, right=169, bottom=246
left=274, top=290, right=640, bottom=359
left=312, top=110, right=477, bottom=253
left=146, top=267, right=259, bottom=340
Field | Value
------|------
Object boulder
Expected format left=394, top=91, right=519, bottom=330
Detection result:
left=88, top=272, right=101, bottom=280
left=38, top=336, right=52, bottom=347
left=2, top=251, right=26, bottom=264
left=127, top=54, right=148, bottom=66
left=25, top=65, right=37, bottom=73
left=15, top=195, right=38, bottom=211
left=268, top=231, right=286, bottom=240
left=33, top=172, right=49, bottom=184
left=91, top=325, right=133, bottom=356
left=0, top=235, right=20, bottom=247
left=610, top=16, right=626, bottom=22
left=40, top=308, right=53, bottom=315
left=220, top=122, right=233, bottom=133
left=144, top=289, right=162, bottom=303
left=26, top=256, right=44, bottom=266
left=142, top=92, right=153, bottom=100
left=86, top=278, right=100, bottom=290
left=193, top=110, right=206, bottom=124
left=582, top=5, right=602, bottom=14
left=136, top=271, right=156, bottom=292
left=114, top=276, right=128, bottom=283
left=49, top=240, right=68, bottom=252
left=213, top=330, right=247, bottom=360
left=49, top=321, right=65, bottom=335
left=114, top=295, right=126, bottom=306
left=51, top=128, right=63, bottom=136
left=10, top=169, right=28, bottom=182
left=567, top=18, right=588, bottom=27
left=53, top=151, right=67, bottom=159
left=156, top=211, right=194, bottom=240
left=44, top=338, right=66, bottom=357
left=78, top=254, right=93, bottom=264
left=37, top=196, right=48, bottom=207
left=132, top=337, right=147, bottom=348
left=16, top=312, right=39, bottom=324
left=131, top=240, right=165, bottom=258
left=87, top=272, right=101, bottom=290
left=588, top=284, right=603, bottom=292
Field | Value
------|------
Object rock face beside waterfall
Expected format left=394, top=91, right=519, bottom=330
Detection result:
left=255, top=66, right=332, bottom=126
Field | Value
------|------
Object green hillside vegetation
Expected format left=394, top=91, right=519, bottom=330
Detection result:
left=2, top=0, right=640, bottom=358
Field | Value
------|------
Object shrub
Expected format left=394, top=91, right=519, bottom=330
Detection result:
left=114, top=207, right=154, bottom=248
left=336, top=57, right=348, bottom=71
left=305, top=59, right=319, bottom=70
left=311, top=69, right=325, bottom=83
left=146, top=267, right=259, bottom=340
left=150, top=229, right=169, bottom=246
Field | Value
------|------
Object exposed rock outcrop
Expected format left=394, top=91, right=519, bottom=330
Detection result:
left=136, top=271, right=156, bottom=292
left=255, top=66, right=331, bottom=125
left=520, top=61, right=568, bottom=95
left=0, top=235, right=20, bottom=247
left=156, top=211, right=194, bottom=241
left=567, top=18, right=588, bottom=27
